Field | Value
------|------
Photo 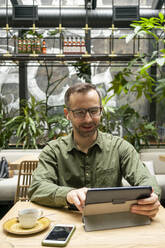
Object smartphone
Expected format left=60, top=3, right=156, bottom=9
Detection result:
left=42, top=224, right=76, bottom=247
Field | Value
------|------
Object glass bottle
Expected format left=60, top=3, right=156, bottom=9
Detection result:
left=18, top=38, right=22, bottom=54
left=42, top=39, right=47, bottom=54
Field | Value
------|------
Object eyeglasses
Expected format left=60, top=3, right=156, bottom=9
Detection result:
left=68, top=107, right=102, bottom=119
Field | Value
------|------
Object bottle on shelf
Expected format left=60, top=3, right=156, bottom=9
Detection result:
left=81, top=38, right=86, bottom=54
left=71, top=37, right=74, bottom=54
left=80, top=37, right=82, bottom=54
left=63, top=36, right=83, bottom=54
left=22, top=38, right=27, bottom=53
left=63, top=37, right=68, bottom=54
left=76, top=37, right=81, bottom=54
left=66, top=37, right=69, bottom=54
left=36, top=38, right=41, bottom=54
left=72, top=37, right=76, bottom=54
left=18, top=38, right=23, bottom=54
left=27, top=39, right=32, bottom=54
left=32, top=38, right=36, bottom=54
left=42, top=39, right=47, bottom=54
left=68, top=37, right=72, bottom=54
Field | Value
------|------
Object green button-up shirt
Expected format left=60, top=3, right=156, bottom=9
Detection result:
left=28, top=131, right=161, bottom=207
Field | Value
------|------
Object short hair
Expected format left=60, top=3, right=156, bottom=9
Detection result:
left=64, top=83, right=102, bottom=108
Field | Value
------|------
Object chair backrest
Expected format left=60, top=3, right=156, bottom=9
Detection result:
left=15, top=160, right=38, bottom=203
left=8, top=163, right=19, bottom=178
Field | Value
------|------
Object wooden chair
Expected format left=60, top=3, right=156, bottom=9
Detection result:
left=8, top=163, right=19, bottom=178
left=14, top=160, right=38, bottom=203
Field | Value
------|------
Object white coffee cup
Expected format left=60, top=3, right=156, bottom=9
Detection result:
left=18, top=208, right=43, bottom=229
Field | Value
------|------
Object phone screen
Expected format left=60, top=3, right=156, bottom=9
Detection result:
left=45, top=226, right=73, bottom=241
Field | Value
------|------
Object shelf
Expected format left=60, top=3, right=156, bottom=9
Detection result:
left=0, top=53, right=136, bottom=62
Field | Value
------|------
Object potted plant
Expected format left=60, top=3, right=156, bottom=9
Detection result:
left=123, top=12, right=165, bottom=101
left=4, top=96, right=46, bottom=149
left=99, top=13, right=165, bottom=149
left=0, top=96, right=13, bottom=149
left=100, top=96, right=158, bottom=152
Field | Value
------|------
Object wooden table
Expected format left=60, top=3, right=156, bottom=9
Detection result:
left=1, top=202, right=165, bottom=248
left=159, top=155, right=165, bottom=162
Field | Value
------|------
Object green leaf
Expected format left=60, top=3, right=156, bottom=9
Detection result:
left=134, top=25, right=142, bottom=33
left=156, top=57, right=165, bottom=66
left=5, top=116, right=21, bottom=126
left=29, top=117, right=36, bottom=134
left=160, top=48, right=165, bottom=54
left=140, top=60, right=156, bottom=72
left=48, top=30, right=59, bottom=36
left=16, top=123, right=23, bottom=137
left=125, top=32, right=136, bottom=43
left=159, top=12, right=164, bottom=22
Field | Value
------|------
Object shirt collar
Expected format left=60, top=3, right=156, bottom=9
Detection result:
left=66, top=130, right=103, bottom=153
left=66, top=131, right=77, bottom=152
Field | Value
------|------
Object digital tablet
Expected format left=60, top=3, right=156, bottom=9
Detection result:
left=83, top=186, right=152, bottom=231
left=85, top=186, right=152, bottom=205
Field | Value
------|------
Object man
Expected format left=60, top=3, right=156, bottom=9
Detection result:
left=28, top=83, right=161, bottom=218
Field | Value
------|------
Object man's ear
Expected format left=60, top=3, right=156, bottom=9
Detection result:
left=64, top=108, right=70, bottom=120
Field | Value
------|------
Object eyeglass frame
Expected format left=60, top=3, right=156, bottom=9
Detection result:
left=67, top=106, right=102, bottom=119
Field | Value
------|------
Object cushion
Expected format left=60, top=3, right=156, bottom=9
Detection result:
left=142, top=160, right=155, bottom=175
left=140, top=150, right=165, bottom=174
left=0, top=175, right=18, bottom=201
left=155, top=175, right=165, bottom=199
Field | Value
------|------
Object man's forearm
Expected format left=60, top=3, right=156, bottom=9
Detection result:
left=28, top=181, right=74, bottom=208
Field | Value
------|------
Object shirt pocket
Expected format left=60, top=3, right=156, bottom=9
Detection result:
left=95, top=168, right=117, bottom=187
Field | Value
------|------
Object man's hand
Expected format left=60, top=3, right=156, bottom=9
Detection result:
left=131, top=192, right=160, bottom=218
left=66, top=187, right=88, bottom=212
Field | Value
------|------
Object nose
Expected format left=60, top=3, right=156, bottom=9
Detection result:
left=83, top=111, right=93, bottom=122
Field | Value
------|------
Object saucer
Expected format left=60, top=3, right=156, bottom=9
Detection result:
left=3, top=217, right=50, bottom=235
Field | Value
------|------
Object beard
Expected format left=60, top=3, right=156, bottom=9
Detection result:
left=73, top=122, right=99, bottom=137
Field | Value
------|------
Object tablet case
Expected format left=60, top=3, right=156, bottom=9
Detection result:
left=82, top=186, right=152, bottom=232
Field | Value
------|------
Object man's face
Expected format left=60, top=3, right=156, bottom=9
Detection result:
left=65, top=89, right=101, bottom=138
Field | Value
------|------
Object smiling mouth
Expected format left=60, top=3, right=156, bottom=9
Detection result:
left=81, top=125, right=94, bottom=131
